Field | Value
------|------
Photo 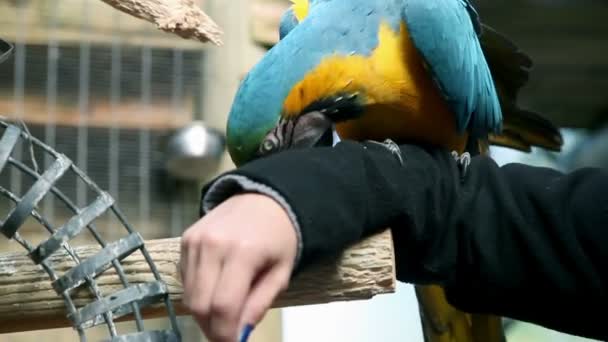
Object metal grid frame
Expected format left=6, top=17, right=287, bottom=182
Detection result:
left=0, top=118, right=182, bottom=342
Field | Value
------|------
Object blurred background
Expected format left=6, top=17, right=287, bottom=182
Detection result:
left=0, top=0, right=606, bottom=341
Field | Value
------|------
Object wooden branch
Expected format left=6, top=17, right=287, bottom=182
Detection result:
left=99, top=0, right=223, bottom=45
left=0, top=229, right=395, bottom=334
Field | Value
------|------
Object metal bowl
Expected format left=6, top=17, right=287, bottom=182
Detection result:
left=165, top=121, right=226, bottom=182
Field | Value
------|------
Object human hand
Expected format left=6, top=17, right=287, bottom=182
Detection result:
left=180, top=193, right=298, bottom=342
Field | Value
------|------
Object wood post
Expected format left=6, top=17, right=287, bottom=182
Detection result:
left=0, top=229, right=395, bottom=334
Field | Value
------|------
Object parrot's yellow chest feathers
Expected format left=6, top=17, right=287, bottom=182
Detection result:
left=282, top=22, right=467, bottom=151
left=282, top=22, right=410, bottom=114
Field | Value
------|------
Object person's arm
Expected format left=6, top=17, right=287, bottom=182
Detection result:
left=199, top=140, right=608, bottom=340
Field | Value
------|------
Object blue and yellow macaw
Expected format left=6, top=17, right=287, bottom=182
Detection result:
left=225, top=0, right=563, bottom=341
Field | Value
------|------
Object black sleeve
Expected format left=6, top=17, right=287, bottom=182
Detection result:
left=200, top=140, right=608, bottom=340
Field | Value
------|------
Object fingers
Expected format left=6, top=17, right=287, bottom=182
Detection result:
left=178, top=194, right=298, bottom=342
left=189, top=238, right=222, bottom=330
left=181, top=227, right=224, bottom=336
left=204, top=244, right=265, bottom=342
left=180, top=228, right=203, bottom=305
left=239, top=262, right=291, bottom=331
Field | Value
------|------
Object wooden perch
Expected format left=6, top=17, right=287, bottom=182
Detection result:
left=0, top=229, right=395, bottom=334
left=99, top=0, right=223, bottom=45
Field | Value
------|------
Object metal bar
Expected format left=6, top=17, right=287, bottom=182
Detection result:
left=10, top=4, right=27, bottom=196
left=69, top=281, right=168, bottom=329
left=77, top=0, right=92, bottom=208
left=5, top=152, right=147, bottom=336
left=84, top=285, right=169, bottom=330
left=30, top=192, right=115, bottom=264
left=0, top=125, right=20, bottom=173
left=171, top=50, right=184, bottom=117
left=66, top=165, right=147, bottom=333
left=139, top=46, right=152, bottom=225
left=1, top=185, right=94, bottom=340
left=1, top=119, right=61, bottom=159
left=8, top=153, right=109, bottom=249
left=170, top=49, right=185, bottom=236
left=111, top=205, right=180, bottom=335
left=107, top=330, right=180, bottom=342
left=1, top=155, right=72, bottom=238
left=0, top=184, right=85, bottom=267
left=1, top=185, right=55, bottom=236
left=109, top=10, right=122, bottom=225
left=44, top=0, right=60, bottom=221
left=52, top=232, right=145, bottom=294
left=5, top=157, right=124, bottom=338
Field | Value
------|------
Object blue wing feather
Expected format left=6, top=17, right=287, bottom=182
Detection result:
left=462, top=0, right=482, bottom=34
left=279, top=0, right=337, bottom=40
left=403, top=0, right=502, bottom=135
left=279, top=8, right=299, bottom=40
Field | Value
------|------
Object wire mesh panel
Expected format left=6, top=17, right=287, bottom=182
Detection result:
left=0, top=118, right=181, bottom=342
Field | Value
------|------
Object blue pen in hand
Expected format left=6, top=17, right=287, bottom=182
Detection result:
left=238, top=324, right=254, bottom=342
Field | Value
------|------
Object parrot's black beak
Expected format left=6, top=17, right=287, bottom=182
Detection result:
left=283, top=92, right=362, bottom=150
left=289, top=111, right=334, bottom=148
left=257, top=111, right=334, bottom=157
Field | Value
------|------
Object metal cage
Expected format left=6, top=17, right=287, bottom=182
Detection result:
left=0, top=118, right=182, bottom=342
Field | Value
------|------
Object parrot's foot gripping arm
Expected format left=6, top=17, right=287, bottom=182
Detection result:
left=364, top=139, right=470, bottom=180
left=365, top=139, right=405, bottom=165
left=451, top=151, right=471, bottom=180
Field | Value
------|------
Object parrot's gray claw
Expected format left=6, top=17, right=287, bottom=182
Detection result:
left=451, top=151, right=471, bottom=179
left=366, top=139, right=404, bottom=165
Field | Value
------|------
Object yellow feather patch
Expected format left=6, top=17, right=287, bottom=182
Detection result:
left=290, top=0, right=309, bottom=22
left=283, top=22, right=420, bottom=115
left=282, top=21, right=467, bottom=151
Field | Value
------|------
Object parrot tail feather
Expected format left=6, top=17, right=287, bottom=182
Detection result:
left=480, top=23, right=564, bottom=154
left=480, top=24, right=533, bottom=96
left=491, top=107, right=564, bottom=152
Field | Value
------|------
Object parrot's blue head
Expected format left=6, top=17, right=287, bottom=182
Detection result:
left=226, top=0, right=403, bottom=166
left=225, top=37, right=335, bottom=167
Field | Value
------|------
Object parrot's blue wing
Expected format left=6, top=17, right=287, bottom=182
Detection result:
left=462, top=0, right=482, bottom=35
left=279, top=8, right=299, bottom=40
left=279, top=0, right=333, bottom=40
left=403, top=0, right=502, bottom=135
